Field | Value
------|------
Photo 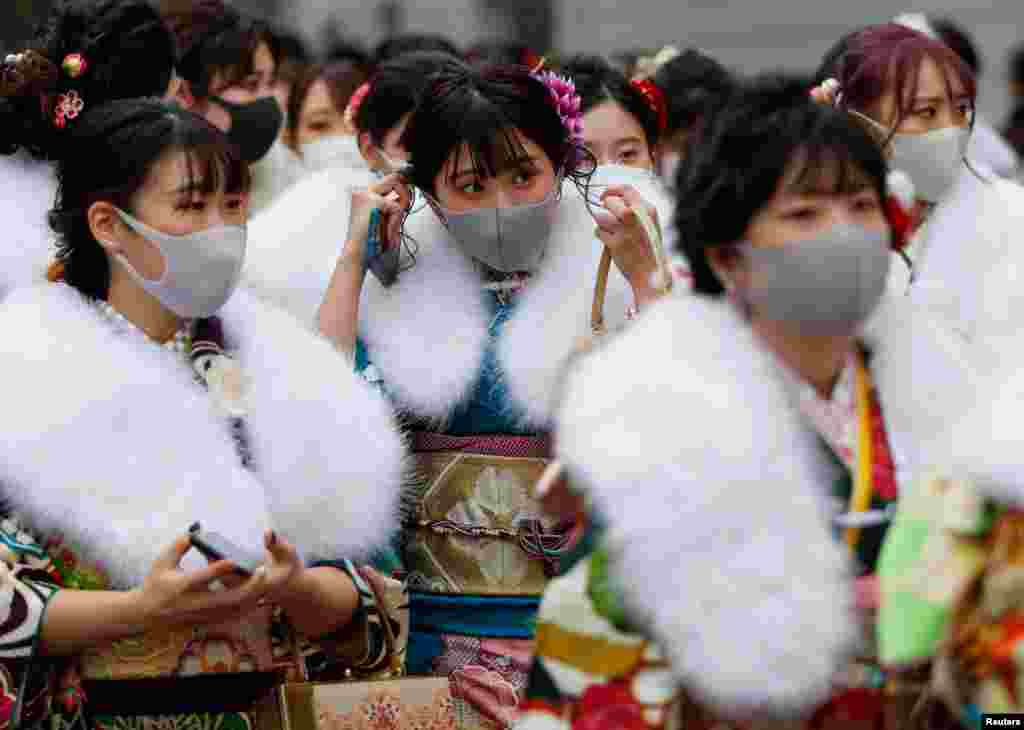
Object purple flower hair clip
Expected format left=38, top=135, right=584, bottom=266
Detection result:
left=532, top=70, right=585, bottom=163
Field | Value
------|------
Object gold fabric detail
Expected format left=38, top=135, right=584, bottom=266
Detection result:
left=405, top=452, right=553, bottom=595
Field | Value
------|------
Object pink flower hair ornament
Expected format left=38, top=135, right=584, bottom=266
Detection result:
left=531, top=70, right=586, bottom=166
left=53, top=90, right=84, bottom=129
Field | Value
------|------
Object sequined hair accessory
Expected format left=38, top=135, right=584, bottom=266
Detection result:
left=344, top=81, right=372, bottom=132
left=630, top=78, right=668, bottom=135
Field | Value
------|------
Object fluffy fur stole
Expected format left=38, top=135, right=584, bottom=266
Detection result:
left=360, top=169, right=675, bottom=428
left=909, top=165, right=1024, bottom=380
left=242, top=163, right=674, bottom=429
left=0, top=284, right=406, bottom=588
left=553, top=289, right=979, bottom=712
left=242, top=163, right=376, bottom=327
left=0, top=153, right=57, bottom=299
left=555, top=293, right=857, bottom=713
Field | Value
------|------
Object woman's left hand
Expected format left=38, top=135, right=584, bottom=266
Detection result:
left=594, top=185, right=664, bottom=309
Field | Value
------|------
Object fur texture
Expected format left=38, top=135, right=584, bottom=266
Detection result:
left=0, top=284, right=405, bottom=587
left=864, top=291, right=982, bottom=484
left=910, top=166, right=1024, bottom=380
left=556, top=293, right=858, bottom=714
left=243, top=163, right=376, bottom=328
left=0, top=153, right=57, bottom=299
left=243, top=165, right=674, bottom=428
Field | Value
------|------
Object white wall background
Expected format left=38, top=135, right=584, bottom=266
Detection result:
left=279, top=0, right=1024, bottom=123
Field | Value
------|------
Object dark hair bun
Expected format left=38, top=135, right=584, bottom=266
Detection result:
left=0, top=0, right=175, bottom=159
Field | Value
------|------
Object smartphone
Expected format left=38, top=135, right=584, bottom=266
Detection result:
left=366, top=208, right=401, bottom=287
left=188, top=522, right=265, bottom=576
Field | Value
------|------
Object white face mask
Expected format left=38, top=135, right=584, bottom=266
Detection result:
left=301, top=134, right=364, bottom=173
left=850, top=110, right=970, bottom=203
left=660, top=152, right=682, bottom=188
left=111, top=208, right=246, bottom=318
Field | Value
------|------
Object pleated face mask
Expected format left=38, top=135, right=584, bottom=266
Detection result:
left=112, top=208, right=247, bottom=319
left=850, top=110, right=969, bottom=203
left=428, top=186, right=561, bottom=273
left=733, top=223, right=892, bottom=335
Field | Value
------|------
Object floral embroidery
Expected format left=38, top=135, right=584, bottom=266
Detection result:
left=320, top=688, right=456, bottom=730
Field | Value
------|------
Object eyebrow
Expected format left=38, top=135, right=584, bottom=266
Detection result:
left=911, top=94, right=971, bottom=106
left=451, top=154, right=539, bottom=182
left=614, top=136, right=645, bottom=146
left=170, top=182, right=206, bottom=194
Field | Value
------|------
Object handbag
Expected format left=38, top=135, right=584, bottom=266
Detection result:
left=252, top=566, right=464, bottom=730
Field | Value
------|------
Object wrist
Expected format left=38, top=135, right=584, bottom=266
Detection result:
left=342, top=239, right=367, bottom=266
left=122, top=588, right=154, bottom=635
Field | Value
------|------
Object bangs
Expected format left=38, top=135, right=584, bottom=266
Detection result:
left=446, top=127, right=533, bottom=185
left=782, top=143, right=877, bottom=196
left=894, top=48, right=975, bottom=117
left=174, top=118, right=250, bottom=196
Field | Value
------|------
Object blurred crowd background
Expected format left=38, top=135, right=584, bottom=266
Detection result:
left=6, top=0, right=1023, bottom=124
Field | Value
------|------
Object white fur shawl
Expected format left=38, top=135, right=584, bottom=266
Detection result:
left=556, top=293, right=856, bottom=714
left=242, top=164, right=674, bottom=430
left=909, top=166, right=1024, bottom=381
left=243, top=163, right=376, bottom=327
left=0, top=153, right=57, bottom=299
left=553, top=290, right=979, bottom=713
left=0, top=284, right=406, bottom=588
left=360, top=171, right=674, bottom=428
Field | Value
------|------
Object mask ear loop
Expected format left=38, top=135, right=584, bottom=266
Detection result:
left=384, top=168, right=421, bottom=274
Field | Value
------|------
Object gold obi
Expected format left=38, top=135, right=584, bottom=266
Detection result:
left=403, top=451, right=559, bottom=596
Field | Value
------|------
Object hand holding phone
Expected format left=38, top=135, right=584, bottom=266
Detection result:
left=188, top=522, right=265, bottom=576
left=365, top=208, right=401, bottom=287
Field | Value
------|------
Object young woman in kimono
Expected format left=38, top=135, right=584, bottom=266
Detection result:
left=812, top=23, right=1024, bottom=381
left=0, top=99, right=404, bottom=729
left=315, top=62, right=668, bottom=727
left=0, top=0, right=179, bottom=299
left=518, top=75, right=971, bottom=730
left=239, top=51, right=464, bottom=329
left=560, top=55, right=683, bottom=277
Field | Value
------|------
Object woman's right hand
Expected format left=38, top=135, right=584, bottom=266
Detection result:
left=132, top=536, right=270, bottom=630
left=343, top=173, right=413, bottom=267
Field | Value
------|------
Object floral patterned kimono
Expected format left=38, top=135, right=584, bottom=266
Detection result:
left=0, top=283, right=405, bottom=729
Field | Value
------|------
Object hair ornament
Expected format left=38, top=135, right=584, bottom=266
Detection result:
left=54, top=90, right=84, bottom=129
left=343, top=81, right=372, bottom=132
left=631, top=77, right=668, bottom=134
left=885, top=169, right=916, bottom=251
left=531, top=70, right=584, bottom=149
left=632, top=45, right=681, bottom=82
left=809, top=77, right=842, bottom=107
left=61, top=53, right=88, bottom=79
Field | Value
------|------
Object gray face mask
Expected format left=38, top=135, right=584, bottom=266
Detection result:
left=431, top=187, right=561, bottom=273
left=850, top=110, right=969, bottom=203
left=736, top=223, right=891, bottom=335
left=112, top=208, right=246, bottom=319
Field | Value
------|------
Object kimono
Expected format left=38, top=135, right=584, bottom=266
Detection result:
left=518, top=291, right=973, bottom=729
left=241, top=159, right=676, bottom=728
left=877, top=342, right=1024, bottom=726
left=0, top=283, right=406, bottom=728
